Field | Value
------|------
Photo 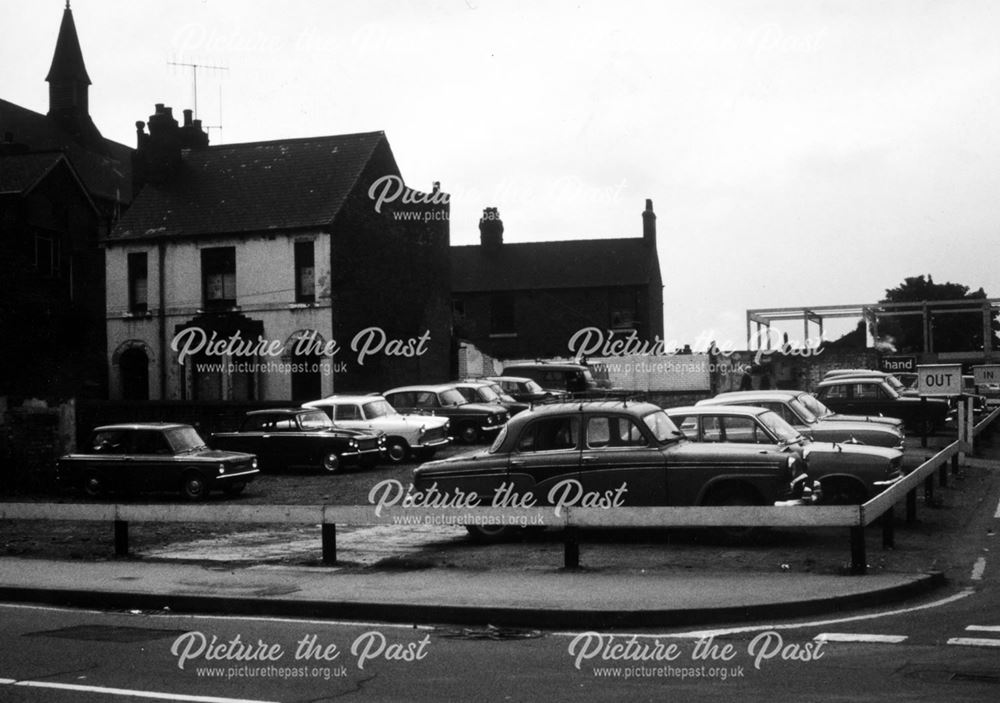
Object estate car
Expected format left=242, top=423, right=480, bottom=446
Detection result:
left=58, top=423, right=258, bottom=500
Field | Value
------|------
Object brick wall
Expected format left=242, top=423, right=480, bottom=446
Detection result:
left=1, top=402, right=74, bottom=494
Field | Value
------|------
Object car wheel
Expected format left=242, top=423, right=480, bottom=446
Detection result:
left=386, top=438, right=410, bottom=464
left=820, top=478, right=867, bottom=505
left=918, top=418, right=937, bottom=436
left=224, top=481, right=247, bottom=497
left=465, top=524, right=521, bottom=543
left=181, top=472, right=209, bottom=501
left=81, top=471, right=106, bottom=498
left=322, top=452, right=342, bottom=473
left=704, top=486, right=763, bottom=541
left=458, top=423, right=480, bottom=444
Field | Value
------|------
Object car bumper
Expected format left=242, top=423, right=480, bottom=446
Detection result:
left=414, top=437, right=451, bottom=450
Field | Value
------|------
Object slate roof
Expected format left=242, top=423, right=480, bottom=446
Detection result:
left=0, top=98, right=132, bottom=204
left=0, top=152, right=64, bottom=194
left=109, top=131, right=389, bottom=242
left=451, top=238, right=660, bottom=292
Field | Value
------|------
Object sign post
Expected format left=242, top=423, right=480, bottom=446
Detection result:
left=916, top=364, right=964, bottom=455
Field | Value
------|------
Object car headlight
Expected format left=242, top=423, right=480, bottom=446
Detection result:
left=218, top=464, right=225, bottom=474
left=251, top=458, right=258, bottom=469
left=419, top=425, right=426, bottom=435
left=485, top=415, right=494, bottom=425
left=349, top=439, right=358, bottom=448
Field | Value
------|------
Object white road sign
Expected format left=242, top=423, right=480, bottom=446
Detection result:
left=916, top=364, right=963, bottom=396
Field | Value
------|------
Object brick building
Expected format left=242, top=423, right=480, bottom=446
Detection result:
left=106, top=106, right=451, bottom=401
left=451, top=200, right=664, bottom=360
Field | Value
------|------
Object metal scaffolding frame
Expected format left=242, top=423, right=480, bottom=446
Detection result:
left=746, top=298, right=1000, bottom=355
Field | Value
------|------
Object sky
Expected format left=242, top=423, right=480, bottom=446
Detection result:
left=5, top=0, right=1000, bottom=351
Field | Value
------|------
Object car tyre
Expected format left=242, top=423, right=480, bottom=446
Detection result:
left=322, top=452, right=342, bottom=473
left=820, top=477, right=867, bottom=505
left=386, top=438, right=410, bottom=464
left=458, top=423, right=480, bottom=445
left=181, top=472, right=209, bottom=501
left=465, top=524, right=520, bottom=543
left=81, top=470, right=106, bottom=499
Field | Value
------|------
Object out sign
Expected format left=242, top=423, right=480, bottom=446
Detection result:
left=916, top=364, right=962, bottom=396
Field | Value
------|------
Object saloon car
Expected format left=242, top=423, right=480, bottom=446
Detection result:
left=665, top=405, right=904, bottom=504
left=303, top=394, right=451, bottom=463
left=698, top=391, right=906, bottom=448
left=58, top=423, right=259, bottom=500
left=823, top=369, right=916, bottom=396
left=815, top=378, right=951, bottom=434
left=384, top=384, right=509, bottom=444
left=211, top=408, right=385, bottom=473
left=453, top=380, right=530, bottom=416
left=412, top=400, right=813, bottom=541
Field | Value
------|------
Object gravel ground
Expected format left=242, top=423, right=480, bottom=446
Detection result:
left=2, top=431, right=996, bottom=579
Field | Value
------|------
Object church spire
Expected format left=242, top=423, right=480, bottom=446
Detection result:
left=46, top=2, right=93, bottom=134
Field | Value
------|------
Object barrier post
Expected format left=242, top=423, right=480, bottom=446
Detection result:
left=881, top=506, right=895, bottom=549
left=114, top=519, right=129, bottom=557
left=906, top=489, right=917, bottom=523
left=850, top=526, right=867, bottom=575
left=564, top=527, right=580, bottom=569
left=924, top=473, right=935, bottom=506
left=322, top=523, right=337, bottom=565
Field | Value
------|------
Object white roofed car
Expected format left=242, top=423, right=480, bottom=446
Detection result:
left=304, top=395, right=451, bottom=463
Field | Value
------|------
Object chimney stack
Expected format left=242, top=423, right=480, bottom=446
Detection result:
left=479, top=207, right=503, bottom=251
left=132, top=103, right=208, bottom=188
left=642, top=198, right=656, bottom=246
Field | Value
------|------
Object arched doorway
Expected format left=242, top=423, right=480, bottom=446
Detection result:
left=119, top=347, right=149, bottom=400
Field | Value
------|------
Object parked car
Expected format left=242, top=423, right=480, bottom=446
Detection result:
left=486, top=375, right=568, bottom=404
left=303, top=394, right=450, bottom=463
left=413, top=400, right=813, bottom=541
left=814, top=378, right=951, bottom=434
left=58, top=423, right=259, bottom=500
left=822, top=369, right=916, bottom=396
left=665, top=405, right=904, bottom=504
left=697, top=390, right=906, bottom=448
left=453, top=380, right=530, bottom=416
left=211, top=408, right=386, bottom=473
left=793, top=390, right=904, bottom=432
left=384, top=384, right=510, bottom=444
left=502, top=361, right=600, bottom=395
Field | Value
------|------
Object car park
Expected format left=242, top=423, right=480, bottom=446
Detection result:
left=413, top=399, right=813, bottom=541
left=454, top=379, right=530, bottom=416
left=211, top=408, right=385, bottom=473
left=697, top=390, right=906, bottom=448
left=384, top=383, right=510, bottom=444
left=58, top=423, right=259, bottom=500
left=814, top=377, right=951, bottom=434
left=665, top=405, right=904, bottom=504
left=303, top=394, right=451, bottom=463
left=486, top=375, right=568, bottom=403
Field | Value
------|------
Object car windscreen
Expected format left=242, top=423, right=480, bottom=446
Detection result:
left=642, top=410, right=683, bottom=443
left=758, top=410, right=803, bottom=444
left=797, top=393, right=833, bottom=419
left=299, top=410, right=334, bottom=430
left=164, top=426, right=207, bottom=452
left=440, top=388, right=467, bottom=406
left=523, top=379, right=544, bottom=394
left=363, top=400, right=397, bottom=418
left=474, top=385, right=501, bottom=402
left=788, top=397, right=818, bottom=424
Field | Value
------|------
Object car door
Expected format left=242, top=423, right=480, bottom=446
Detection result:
left=578, top=413, right=667, bottom=505
left=87, top=429, right=131, bottom=491
left=128, top=429, right=178, bottom=494
left=505, top=415, right=583, bottom=502
left=265, top=416, right=308, bottom=469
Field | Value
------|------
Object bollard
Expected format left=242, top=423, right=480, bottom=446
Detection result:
left=924, top=474, right=935, bottom=506
left=952, top=453, right=959, bottom=477
left=881, top=506, right=895, bottom=549
left=114, top=519, right=129, bottom=557
left=850, top=526, right=867, bottom=575
left=906, top=489, right=917, bottom=523
left=939, top=463, right=948, bottom=488
left=322, top=523, right=337, bottom=565
left=920, top=398, right=928, bottom=448
left=563, top=527, right=580, bottom=569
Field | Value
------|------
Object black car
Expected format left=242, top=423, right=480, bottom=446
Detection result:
left=486, top=375, right=568, bottom=403
left=384, top=384, right=510, bottom=444
left=502, top=362, right=599, bottom=395
left=413, top=400, right=811, bottom=541
left=454, top=380, right=530, bottom=416
left=815, top=378, right=951, bottom=434
left=211, top=408, right=386, bottom=473
left=58, top=423, right=259, bottom=500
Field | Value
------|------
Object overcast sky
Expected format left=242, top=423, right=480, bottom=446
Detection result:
left=5, top=0, right=1000, bottom=351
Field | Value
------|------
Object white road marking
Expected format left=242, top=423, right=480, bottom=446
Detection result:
left=0, top=602, right=433, bottom=630
left=966, top=625, right=1000, bottom=632
left=552, top=587, right=975, bottom=639
left=814, top=633, right=907, bottom=644
left=971, top=557, right=987, bottom=581
left=995, top=496, right=1000, bottom=519
left=1, top=679, right=278, bottom=702
left=947, top=637, right=1000, bottom=648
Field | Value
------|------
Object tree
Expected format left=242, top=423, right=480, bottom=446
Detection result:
left=874, top=275, right=999, bottom=353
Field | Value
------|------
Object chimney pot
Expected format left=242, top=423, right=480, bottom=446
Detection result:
left=183, top=109, right=193, bottom=126
left=642, top=198, right=656, bottom=246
